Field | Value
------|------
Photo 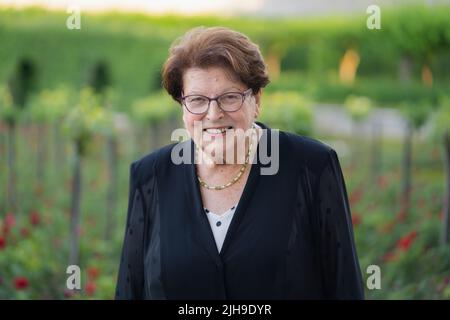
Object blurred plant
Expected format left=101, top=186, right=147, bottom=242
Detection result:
left=430, top=95, right=450, bottom=245
left=258, top=91, right=313, bottom=136
left=0, top=207, right=67, bottom=299
left=95, top=87, right=130, bottom=242
left=63, top=87, right=112, bottom=266
left=0, top=85, right=20, bottom=214
left=384, top=7, right=447, bottom=87
left=345, top=95, right=372, bottom=121
left=344, top=95, right=375, bottom=173
left=0, top=86, right=18, bottom=124
left=26, top=86, right=72, bottom=187
left=28, top=86, right=72, bottom=123
left=398, top=100, right=432, bottom=218
left=131, top=90, right=179, bottom=153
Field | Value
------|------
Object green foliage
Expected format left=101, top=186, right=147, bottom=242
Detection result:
left=383, top=6, right=450, bottom=60
left=344, top=95, right=372, bottom=121
left=399, top=100, right=433, bottom=129
left=62, top=88, right=112, bottom=155
left=430, top=95, right=450, bottom=142
left=0, top=85, right=17, bottom=124
left=26, top=86, right=72, bottom=123
left=1, top=6, right=450, bottom=108
left=259, top=91, right=313, bottom=136
left=131, top=90, right=179, bottom=125
left=268, top=72, right=448, bottom=106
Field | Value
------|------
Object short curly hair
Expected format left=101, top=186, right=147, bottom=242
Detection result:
left=162, top=26, right=270, bottom=103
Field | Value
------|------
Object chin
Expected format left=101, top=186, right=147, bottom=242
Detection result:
left=201, top=141, right=237, bottom=164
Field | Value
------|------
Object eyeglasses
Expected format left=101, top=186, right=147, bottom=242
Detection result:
left=181, top=88, right=253, bottom=115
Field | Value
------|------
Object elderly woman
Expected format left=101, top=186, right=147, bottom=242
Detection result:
left=115, top=26, right=364, bottom=300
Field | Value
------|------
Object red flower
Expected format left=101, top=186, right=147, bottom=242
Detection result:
left=382, top=251, right=398, bottom=263
left=5, top=213, right=16, bottom=228
left=396, top=231, right=417, bottom=251
left=14, top=277, right=29, bottom=290
left=87, top=266, right=100, bottom=280
left=0, top=236, right=5, bottom=250
left=351, top=213, right=362, bottom=226
left=30, top=211, right=40, bottom=226
left=20, top=228, right=30, bottom=238
left=3, top=213, right=16, bottom=236
left=85, top=281, right=96, bottom=296
left=349, top=188, right=364, bottom=206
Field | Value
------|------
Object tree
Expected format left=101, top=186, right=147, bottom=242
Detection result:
left=0, top=60, right=36, bottom=214
left=96, top=88, right=128, bottom=242
left=398, top=100, right=431, bottom=218
left=63, top=88, right=111, bottom=266
left=344, top=95, right=374, bottom=173
left=26, top=87, right=71, bottom=192
left=430, top=96, right=450, bottom=245
left=0, top=86, right=19, bottom=215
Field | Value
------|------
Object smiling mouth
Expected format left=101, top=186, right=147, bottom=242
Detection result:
left=203, top=126, right=233, bottom=134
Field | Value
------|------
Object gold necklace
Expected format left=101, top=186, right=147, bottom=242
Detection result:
left=196, top=125, right=256, bottom=191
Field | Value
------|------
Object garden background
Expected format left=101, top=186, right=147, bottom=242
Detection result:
left=0, top=1, right=450, bottom=299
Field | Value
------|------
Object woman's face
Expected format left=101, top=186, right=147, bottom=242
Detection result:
left=181, top=66, right=261, bottom=164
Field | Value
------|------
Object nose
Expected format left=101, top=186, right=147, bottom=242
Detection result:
left=205, top=99, right=224, bottom=121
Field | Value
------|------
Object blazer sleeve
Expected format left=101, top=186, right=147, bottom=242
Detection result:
left=115, top=162, right=146, bottom=299
left=316, top=148, right=365, bottom=299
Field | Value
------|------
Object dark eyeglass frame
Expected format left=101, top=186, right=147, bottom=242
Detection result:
left=180, top=88, right=253, bottom=115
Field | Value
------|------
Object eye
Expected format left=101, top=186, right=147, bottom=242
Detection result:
left=220, top=93, right=241, bottom=103
left=187, top=96, right=207, bottom=104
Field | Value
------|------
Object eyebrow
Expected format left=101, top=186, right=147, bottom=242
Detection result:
left=186, top=87, right=243, bottom=96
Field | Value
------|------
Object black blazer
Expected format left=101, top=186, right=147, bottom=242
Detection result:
left=115, top=121, right=364, bottom=299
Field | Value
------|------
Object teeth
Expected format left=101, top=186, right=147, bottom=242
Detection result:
left=205, top=127, right=229, bottom=134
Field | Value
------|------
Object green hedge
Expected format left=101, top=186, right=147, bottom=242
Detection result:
left=1, top=5, right=450, bottom=109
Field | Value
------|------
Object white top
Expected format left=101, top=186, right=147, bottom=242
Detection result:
left=204, top=205, right=238, bottom=253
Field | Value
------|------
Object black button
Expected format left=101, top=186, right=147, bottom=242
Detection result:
left=216, top=221, right=222, bottom=227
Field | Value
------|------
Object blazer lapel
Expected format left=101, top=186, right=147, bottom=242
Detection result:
left=183, top=139, right=222, bottom=266
left=220, top=121, right=270, bottom=257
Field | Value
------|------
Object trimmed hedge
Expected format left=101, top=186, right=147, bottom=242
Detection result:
left=1, top=5, right=449, bottom=109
